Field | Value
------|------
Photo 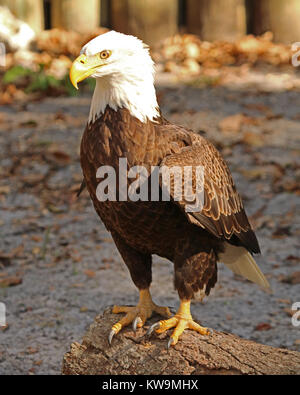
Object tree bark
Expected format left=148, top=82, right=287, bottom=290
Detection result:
left=51, top=0, right=100, bottom=33
left=110, top=0, right=178, bottom=46
left=0, top=0, right=44, bottom=32
left=253, top=0, right=300, bottom=44
left=186, top=0, right=246, bottom=42
left=62, top=308, right=300, bottom=375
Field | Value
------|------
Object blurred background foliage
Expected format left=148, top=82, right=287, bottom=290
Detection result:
left=0, top=0, right=299, bottom=103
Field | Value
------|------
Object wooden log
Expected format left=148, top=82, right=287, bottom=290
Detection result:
left=253, top=0, right=300, bottom=44
left=111, top=0, right=178, bottom=46
left=62, top=308, right=300, bottom=375
left=186, top=0, right=246, bottom=42
left=0, top=0, right=44, bottom=32
left=51, top=0, right=100, bottom=33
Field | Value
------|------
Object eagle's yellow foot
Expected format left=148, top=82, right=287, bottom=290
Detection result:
left=147, top=300, right=212, bottom=348
left=109, top=289, right=172, bottom=345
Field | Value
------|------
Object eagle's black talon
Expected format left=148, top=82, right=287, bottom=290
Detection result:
left=108, top=329, right=116, bottom=345
left=132, top=317, right=142, bottom=332
left=146, top=322, right=160, bottom=337
left=207, top=328, right=214, bottom=336
left=167, top=337, right=175, bottom=349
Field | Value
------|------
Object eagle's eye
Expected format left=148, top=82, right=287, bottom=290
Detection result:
left=99, top=50, right=111, bottom=60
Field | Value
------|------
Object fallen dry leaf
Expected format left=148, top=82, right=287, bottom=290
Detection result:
left=0, top=185, right=10, bottom=195
left=241, top=165, right=281, bottom=181
left=0, top=275, right=22, bottom=287
left=280, top=271, right=300, bottom=285
left=0, top=255, right=11, bottom=266
left=218, top=114, right=245, bottom=134
left=285, top=255, right=300, bottom=263
left=31, top=235, right=43, bottom=242
left=70, top=283, right=85, bottom=288
left=84, top=269, right=96, bottom=278
left=243, top=103, right=272, bottom=115
left=277, top=299, right=291, bottom=305
left=102, top=258, right=114, bottom=263
left=26, top=346, right=39, bottom=354
left=46, top=150, right=71, bottom=165
left=32, top=247, right=41, bottom=256
left=242, top=131, right=264, bottom=147
left=0, top=245, right=24, bottom=266
left=33, top=360, right=43, bottom=366
left=272, top=226, right=291, bottom=239
left=254, top=322, right=272, bottom=331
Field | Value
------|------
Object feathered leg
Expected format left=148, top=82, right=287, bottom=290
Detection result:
left=148, top=249, right=217, bottom=346
left=108, top=232, right=171, bottom=344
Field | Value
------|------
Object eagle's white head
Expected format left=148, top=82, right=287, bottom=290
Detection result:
left=70, top=31, right=159, bottom=123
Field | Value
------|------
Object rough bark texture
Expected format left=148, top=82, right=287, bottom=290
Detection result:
left=62, top=308, right=300, bottom=375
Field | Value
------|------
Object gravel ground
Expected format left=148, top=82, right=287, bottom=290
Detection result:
left=0, top=71, right=299, bottom=374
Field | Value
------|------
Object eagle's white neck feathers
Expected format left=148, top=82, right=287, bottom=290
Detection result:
left=81, top=31, right=159, bottom=124
left=89, top=69, right=159, bottom=124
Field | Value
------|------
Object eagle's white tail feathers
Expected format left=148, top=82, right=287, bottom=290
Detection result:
left=219, top=244, right=270, bottom=291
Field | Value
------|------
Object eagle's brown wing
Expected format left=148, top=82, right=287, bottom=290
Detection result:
left=159, top=132, right=260, bottom=254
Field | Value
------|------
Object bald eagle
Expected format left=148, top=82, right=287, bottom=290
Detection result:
left=70, top=31, right=270, bottom=347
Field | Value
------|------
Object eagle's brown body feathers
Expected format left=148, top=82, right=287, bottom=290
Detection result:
left=80, top=107, right=259, bottom=300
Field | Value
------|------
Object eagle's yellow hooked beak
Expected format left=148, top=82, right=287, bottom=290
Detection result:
left=69, top=54, right=103, bottom=89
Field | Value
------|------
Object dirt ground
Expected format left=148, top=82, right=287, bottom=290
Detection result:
left=0, top=70, right=299, bottom=374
